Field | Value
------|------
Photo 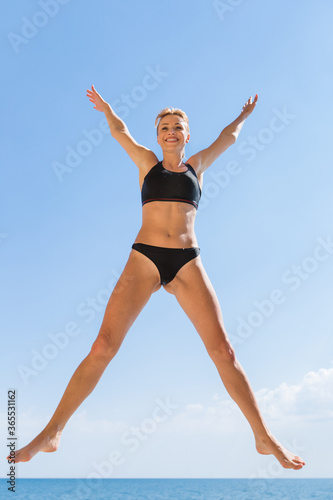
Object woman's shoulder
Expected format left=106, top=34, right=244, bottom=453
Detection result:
left=139, top=155, right=160, bottom=190
left=143, top=154, right=161, bottom=175
left=186, top=155, right=200, bottom=172
left=186, top=155, right=203, bottom=189
left=141, top=155, right=160, bottom=176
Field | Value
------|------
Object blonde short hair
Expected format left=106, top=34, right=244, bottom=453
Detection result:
left=155, top=107, right=189, bottom=135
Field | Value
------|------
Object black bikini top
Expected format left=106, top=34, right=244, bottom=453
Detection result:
left=141, top=161, right=201, bottom=209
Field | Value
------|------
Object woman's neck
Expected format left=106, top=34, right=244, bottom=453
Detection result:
left=161, top=152, right=185, bottom=170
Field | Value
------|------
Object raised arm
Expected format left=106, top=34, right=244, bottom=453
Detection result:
left=86, top=85, right=156, bottom=170
left=189, top=94, right=258, bottom=175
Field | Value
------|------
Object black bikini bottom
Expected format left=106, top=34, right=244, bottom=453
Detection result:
left=132, top=243, right=200, bottom=285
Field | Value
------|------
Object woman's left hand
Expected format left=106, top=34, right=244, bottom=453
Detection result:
left=242, top=94, right=258, bottom=118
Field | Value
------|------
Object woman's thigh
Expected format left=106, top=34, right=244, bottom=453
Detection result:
left=167, top=256, right=231, bottom=352
left=94, top=249, right=161, bottom=352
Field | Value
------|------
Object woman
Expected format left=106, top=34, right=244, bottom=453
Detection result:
left=13, top=86, right=305, bottom=470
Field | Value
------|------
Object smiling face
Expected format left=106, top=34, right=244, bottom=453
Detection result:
left=156, top=114, right=190, bottom=158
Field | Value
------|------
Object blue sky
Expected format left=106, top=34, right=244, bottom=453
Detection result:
left=1, top=0, right=333, bottom=480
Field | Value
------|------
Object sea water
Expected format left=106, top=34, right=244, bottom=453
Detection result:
left=1, top=478, right=332, bottom=499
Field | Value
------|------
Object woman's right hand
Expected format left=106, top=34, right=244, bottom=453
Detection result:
left=86, top=85, right=108, bottom=112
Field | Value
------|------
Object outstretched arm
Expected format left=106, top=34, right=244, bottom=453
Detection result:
left=86, top=85, right=156, bottom=169
left=190, top=94, right=258, bottom=174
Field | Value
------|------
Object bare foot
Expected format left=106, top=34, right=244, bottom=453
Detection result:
left=8, top=429, right=62, bottom=463
left=256, top=434, right=306, bottom=470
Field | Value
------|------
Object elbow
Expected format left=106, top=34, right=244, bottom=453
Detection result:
left=221, top=128, right=237, bottom=145
left=111, top=125, right=127, bottom=138
left=230, top=132, right=238, bottom=144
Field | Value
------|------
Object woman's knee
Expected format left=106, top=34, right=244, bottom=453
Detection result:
left=207, top=337, right=236, bottom=364
left=90, top=330, right=122, bottom=360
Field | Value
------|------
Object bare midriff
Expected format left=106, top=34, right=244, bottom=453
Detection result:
left=134, top=201, right=198, bottom=248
